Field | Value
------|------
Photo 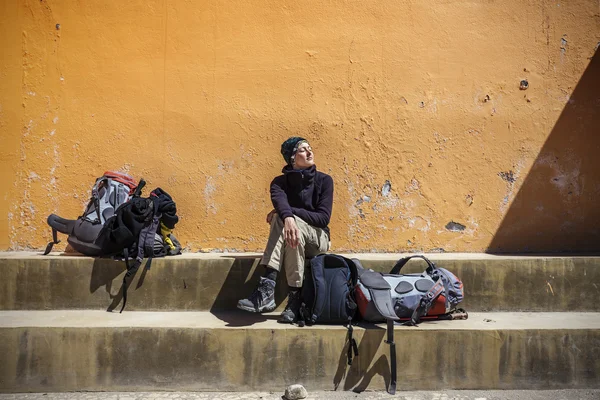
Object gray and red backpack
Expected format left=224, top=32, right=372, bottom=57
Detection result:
left=354, top=254, right=467, bottom=394
left=44, top=171, right=141, bottom=256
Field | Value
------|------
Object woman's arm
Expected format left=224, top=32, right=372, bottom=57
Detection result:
left=270, top=176, right=294, bottom=220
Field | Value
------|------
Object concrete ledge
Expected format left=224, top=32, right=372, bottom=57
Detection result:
left=1, top=311, right=599, bottom=392
left=2, top=310, right=600, bottom=329
left=1, top=252, right=599, bottom=312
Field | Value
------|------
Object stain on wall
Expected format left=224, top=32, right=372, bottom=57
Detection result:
left=1, top=0, right=599, bottom=252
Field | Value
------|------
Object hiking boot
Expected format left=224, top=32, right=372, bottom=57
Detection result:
left=237, top=277, right=276, bottom=313
left=278, top=289, right=302, bottom=323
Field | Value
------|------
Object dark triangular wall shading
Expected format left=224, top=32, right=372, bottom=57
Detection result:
left=488, top=52, right=600, bottom=253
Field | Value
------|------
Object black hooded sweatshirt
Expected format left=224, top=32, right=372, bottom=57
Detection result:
left=270, top=164, right=333, bottom=236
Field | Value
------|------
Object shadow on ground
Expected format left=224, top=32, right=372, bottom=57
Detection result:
left=210, top=255, right=290, bottom=326
left=333, top=322, right=391, bottom=392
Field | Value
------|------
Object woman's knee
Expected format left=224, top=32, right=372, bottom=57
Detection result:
left=270, top=214, right=284, bottom=227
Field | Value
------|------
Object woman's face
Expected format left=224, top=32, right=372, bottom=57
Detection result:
left=293, top=142, right=314, bottom=169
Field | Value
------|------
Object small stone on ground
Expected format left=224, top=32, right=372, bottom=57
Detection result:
left=284, top=384, right=308, bottom=400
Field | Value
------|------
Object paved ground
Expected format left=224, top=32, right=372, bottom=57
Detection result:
left=1, top=391, right=599, bottom=400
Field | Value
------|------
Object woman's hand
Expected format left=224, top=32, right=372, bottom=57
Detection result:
left=266, top=210, right=276, bottom=224
left=283, top=217, right=300, bottom=248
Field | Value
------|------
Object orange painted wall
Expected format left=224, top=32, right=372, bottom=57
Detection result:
left=1, top=0, right=599, bottom=253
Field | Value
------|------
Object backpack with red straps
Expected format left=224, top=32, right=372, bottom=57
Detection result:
left=354, top=255, right=467, bottom=394
left=44, top=171, right=142, bottom=256
left=355, top=255, right=466, bottom=324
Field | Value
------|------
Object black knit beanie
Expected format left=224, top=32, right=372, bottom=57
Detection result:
left=280, top=136, right=308, bottom=166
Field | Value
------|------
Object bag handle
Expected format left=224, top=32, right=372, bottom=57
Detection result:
left=132, top=178, right=146, bottom=198
left=389, top=254, right=436, bottom=275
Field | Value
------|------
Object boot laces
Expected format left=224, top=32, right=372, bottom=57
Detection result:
left=249, top=279, right=272, bottom=304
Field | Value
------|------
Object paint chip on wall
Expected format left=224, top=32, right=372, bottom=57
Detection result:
left=381, top=180, right=391, bottom=196
left=445, top=221, right=466, bottom=232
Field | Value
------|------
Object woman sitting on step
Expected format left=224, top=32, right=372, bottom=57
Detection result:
left=237, top=136, right=334, bottom=323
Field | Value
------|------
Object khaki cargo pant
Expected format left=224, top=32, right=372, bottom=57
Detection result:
left=260, top=215, right=330, bottom=288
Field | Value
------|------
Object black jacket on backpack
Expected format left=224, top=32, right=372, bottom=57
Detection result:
left=98, top=197, right=154, bottom=256
left=150, top=188, right=178, bottom=229
left=98, top=188, right=178, bottom=256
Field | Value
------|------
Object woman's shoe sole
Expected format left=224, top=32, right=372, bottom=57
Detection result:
left=236, top=300, right=276, bottom=313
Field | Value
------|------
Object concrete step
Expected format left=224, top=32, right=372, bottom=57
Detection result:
left=1, top=310, right=599, bottom=392
left=1, top=252, right=599, bottom=312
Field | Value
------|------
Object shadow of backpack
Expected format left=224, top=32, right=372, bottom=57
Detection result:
left=44, top=171, right=142, bottom=256
left=298, top=253, right=361, bottom=366
left=354, top=254, right=467, bottom=394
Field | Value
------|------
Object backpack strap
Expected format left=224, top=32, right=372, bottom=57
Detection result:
left=349, top=258, right=365, bottom=274
left=90, top=177, right=107, bottom=223
left=139, top=213, right=161, bottom=263
left=43, top=228, right=60, bottom=255
left=389, top=254, right=436, bottom=275
left=343, top=257, right=361, bottom=286
left=370, top=289, right=398, bottom=320
left=346, top=322, right=359, bottom=366
left=306, top=255, right=327, bottom=324
left=385, top=319, right=397, bottom=395
left=359, top=270, right=398, bottom=321
left=358, top=267, right=399, bottom=394
left=340, top=256, right=360, bottom=365
left=43, top=214, right=76, bottom=255
left=409, top=279, right=445, bottom=325
left=435, top=268, right=460, bottom=310
left=120, top=247, right=136, bottom=313
left=120, top=201, right=161, bottom=313
left=133, top=178, right=146, bottom=197
left=361, top=267, right=400, bottom=387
